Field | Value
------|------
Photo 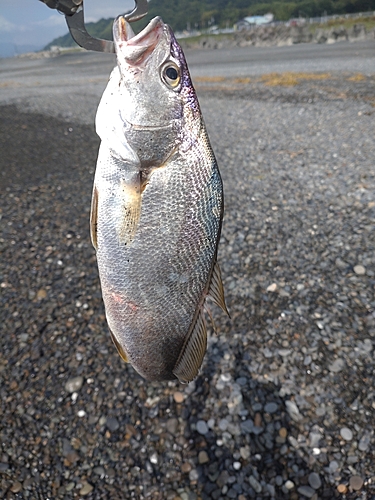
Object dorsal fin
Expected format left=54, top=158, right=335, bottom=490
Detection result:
left=90, top=186, right=99, bottom=250
left=109, top=327, right=129, bottom=363
left=173, top=308, right=207, bottom=384
left=208, top=261, right=230, bottom=317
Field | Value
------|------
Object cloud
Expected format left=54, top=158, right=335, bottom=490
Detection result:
left=0, top=14, right=16, bottom=32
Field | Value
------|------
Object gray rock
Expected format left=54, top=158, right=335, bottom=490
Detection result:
left=308, top=472, right=322, bottom=489
left=106, top=417, right=120, bottom=432
left=264, top=402, right=278, bottom=414
left=329, top=358, right=345, bottom=373
left=196, top=420, right=209, bottom=435
left=64, top=376, right=84, bottom=393
left=340, top=427, right=353, bottom=441
left=297, top=485, right=315, bottom=498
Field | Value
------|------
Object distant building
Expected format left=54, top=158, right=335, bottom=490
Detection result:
left=235, top=13, right=274, bottom=30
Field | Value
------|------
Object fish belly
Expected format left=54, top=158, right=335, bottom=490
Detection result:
left=93, top=139, right=222, bottom=381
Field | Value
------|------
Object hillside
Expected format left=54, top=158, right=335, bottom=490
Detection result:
left=44, top=0, right=375, bottom=49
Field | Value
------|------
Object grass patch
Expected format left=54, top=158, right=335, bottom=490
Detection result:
left=194, top=76, right=226, bottom=82
left=347, top=73, right=366, bottom=82
left=261, top=72, right=331, bottom=86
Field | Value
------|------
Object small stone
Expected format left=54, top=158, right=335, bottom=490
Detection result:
left=218, top=418, right=229, bottom=431
left=166, top=418, right=179, bottom=434
left=80, top=482, right=93, bottom=496
left=150, top=452, right=158, bottom=465
left=297, top=485, right=315, bottom=498
left=337, top=484, right=347, bottom=494
left=329, top=460, right=339, bottom=472
left=93, top=466, right=105, bottom=475
left=279, top=427, right=288, bottom=439
left=216, top=470, right=229, bottom=488
left=249, top=475, right=262, bottom=493
left=65, top=482, right=75, bottom=492
left=106, top=417, right=120, bottom=432
left=349, top=475, right=364, bottom=491
left=173, top=391, right=184, bottom=403
left=267, top=283, right=277, bottom=292
left=36, top=288, right=47, bottom=300
left=285, top=400, right=302, bottom=421
left=240, top=446, right=251, bottom=460
left=284, top=480, right=294, bottom=490
left=189, top=469, right=199, bottom=482
left=264, top=402, right=278, bottom=414
left=65, top=376, right=84, bottom=393
left=196, top=420, right=209, bottom=435
left=354, top=264, right=366, bottom=275
left=198, top=451, right=209, bottom=464
left=241, top=419, right=254, bottom=434
left=10, top=482, right=22, bottom=493
left=233, top=461, right=241, bottom=470
left=340, top=427, right=353, bottom=441
left=358, top=433, right=371, bottom=451
left=329, top=358, right=345, bottom=373
left=308, top=472, right=322, bottom=489
left=181, top=462, right=192, bottom=473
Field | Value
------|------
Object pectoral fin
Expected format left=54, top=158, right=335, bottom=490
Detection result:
left=90, top=186, right=99, bottom=250
left=173, top=309, right=207, bottom=384
left=208, top=261, right=230, bottom=317
left=118, top=177, right=142, bottom=246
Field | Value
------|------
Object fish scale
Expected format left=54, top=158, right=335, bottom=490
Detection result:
left=91, top=16, right=228, bottom=382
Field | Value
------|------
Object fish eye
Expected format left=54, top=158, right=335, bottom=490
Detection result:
left=161, top=62, right=181, bottom=89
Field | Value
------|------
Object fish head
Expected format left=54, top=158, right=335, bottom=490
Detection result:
left=96, top=16, right=201, bottom=154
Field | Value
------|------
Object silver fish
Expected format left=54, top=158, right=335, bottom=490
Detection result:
left=91, top=15, right=228, bottom=383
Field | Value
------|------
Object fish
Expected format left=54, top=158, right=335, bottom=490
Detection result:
left=91, top=15, right=228, bottom=383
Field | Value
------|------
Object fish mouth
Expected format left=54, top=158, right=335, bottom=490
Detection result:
left=113, top=16, right=166, bottom=66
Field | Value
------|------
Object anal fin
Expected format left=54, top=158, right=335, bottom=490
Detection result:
left=90, top=186, right=99, bottom=250
left=208, top=261, right=230, bottom=317
left=173, top=309, right=207, bottom=384
left=109, top=327, right=129, bottom=363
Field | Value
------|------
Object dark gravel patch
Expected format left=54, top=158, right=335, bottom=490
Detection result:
left=1, top=71, right=375, bottom=500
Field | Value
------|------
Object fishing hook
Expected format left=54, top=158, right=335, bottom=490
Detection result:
left=65, top=0, right=148, bottom=53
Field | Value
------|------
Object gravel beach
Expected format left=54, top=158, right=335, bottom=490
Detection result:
left=1, top=42, right=375, bottom=499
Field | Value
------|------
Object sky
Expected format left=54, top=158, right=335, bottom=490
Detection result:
left=0, top=0, right=136, bottom=56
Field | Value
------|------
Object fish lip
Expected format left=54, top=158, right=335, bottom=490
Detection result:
left=114, top=15, right=165, bottom=47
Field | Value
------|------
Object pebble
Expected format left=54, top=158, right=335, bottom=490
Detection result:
left=266, top=283, right=277, bottom=292
left=80, top=482, right=93, bottom=496
left=340, top=427, right=353, bottom=441
left=196, top=420, right=209, bottom=435
left=173, top=391, right=184, bottom=403
left=349, top=475, right=364, bottom=490
left=264, top=402, right=278, bottom=414
left=308, top=472, right=322, bottom=489
left=10, top=482, right=22, bottom=493
left=329, top=358, right=345, bottom=373
left=106, top=417, right=120, bottom=432
left=297, top=485, right=316, bottom=498
left=64, top=376, right=84, bottom=393
left=166, top=418, right=179, bottom=434
left=284, top=480, right=295, bottom=490
left=358, top=433, right=371, bottom=451
left=181, top=462, right=192, bottom=474
left=353, top=264, right=366, bottom=275
left=337, top=484, right=347, bottom=494
left=249, top=475, right=262, bottom=493
left=198, top=451, right=209, bottom=464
